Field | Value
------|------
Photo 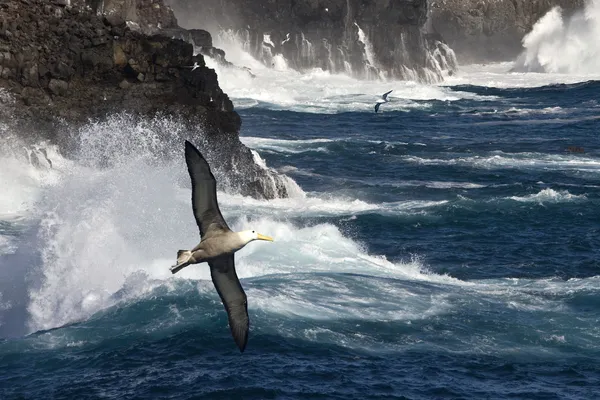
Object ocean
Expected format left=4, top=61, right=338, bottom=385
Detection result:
left=1, top=27, right=600, bottom=400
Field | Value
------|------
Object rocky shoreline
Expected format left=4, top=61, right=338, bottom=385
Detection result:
left=0, top=0, right=290, bottom=199
left=1, top=0, right=585, bottom=202
left=167, top=0, right=458, bottom=82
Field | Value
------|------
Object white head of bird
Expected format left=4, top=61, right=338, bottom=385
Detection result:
left=237, top=230, right=274, bottom=247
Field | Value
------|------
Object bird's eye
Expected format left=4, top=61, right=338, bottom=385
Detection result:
left=252, top=230, right=255, bottom=233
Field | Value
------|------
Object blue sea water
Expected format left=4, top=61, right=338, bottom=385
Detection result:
left=1, top=65, right=600, bottom=399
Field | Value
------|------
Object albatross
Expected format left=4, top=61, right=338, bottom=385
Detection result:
left=374, top=89, right=393, bottom=113
left=170, top=140, right=274, bottom=352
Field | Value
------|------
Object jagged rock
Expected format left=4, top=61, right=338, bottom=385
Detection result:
left=429, top=0, right=585, bottom=63
left=48, top=78, right=68, bottom=95
left=166, top=0, right=457, bottom=82
left=118, top=78, right=131, bottom=88
left=0, top=0, right=291, bottom=200
left=78, top=0, right=178, bottom=34
left=103, top=13, right=125, bottom=28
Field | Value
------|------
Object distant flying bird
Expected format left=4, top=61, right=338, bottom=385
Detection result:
left=185, top=62, right=200, bottom=71
left=170, top=141, right=275, bottom=352
left=375, top=89, right=393, bottom=113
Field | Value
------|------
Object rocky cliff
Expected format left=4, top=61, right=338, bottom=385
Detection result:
left=0, top=0, right=290, bottom=199
left=429, top=0, right=585, bottom=63
left=166, top=0, right=457, bottom=82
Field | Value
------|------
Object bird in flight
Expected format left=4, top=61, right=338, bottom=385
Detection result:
left=170, top=141, right=274, bottom=352
left=185, top=62, right=201, bottom=71
left=375, top=89, right=393, bottom=113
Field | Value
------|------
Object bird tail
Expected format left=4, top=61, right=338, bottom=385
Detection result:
left=170, top=250, right=192, bottom=274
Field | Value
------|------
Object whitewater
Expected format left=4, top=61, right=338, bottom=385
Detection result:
left=1, top=7, right=600, bottom=398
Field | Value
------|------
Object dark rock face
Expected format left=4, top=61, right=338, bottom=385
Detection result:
left=81, top=0, right=179, bottom=34
left=161, top=27, right=233, bottom=67
left=0, top=0, right=290, bottom=199
left=166, top=0, right=457, bottom=82
left=429, top=0, right=585, bottom=63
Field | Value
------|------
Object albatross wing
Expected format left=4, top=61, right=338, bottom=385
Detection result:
left=209, top=255, right=249, bottom=352
left=382, top=89, right=393, bottom=100
left=374, top=102, right=381, bottom=113
left=184, top=140, right=230, bottom=238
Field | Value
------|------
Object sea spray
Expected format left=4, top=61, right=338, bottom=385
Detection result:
left=208, top=26, right=456, bottom=82
left=513, top=0, right=600, bottom=73
left=0, top=114, right=437, bottom=335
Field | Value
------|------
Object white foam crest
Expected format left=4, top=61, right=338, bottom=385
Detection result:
left=215, top=216, right=446, bottom=283
left=217, top=191, right=447, bottom=219
left=240, top=136, right=333, bottom=154
left=385, top=180, right=486, bottom=189
left=445, top=62, right=600, bottom=88
left=404, top=152, right=600, bottom=173
left=513, top=1, right=600, bottom=74
left=509, top=188, right=587, bottom=203
left=472, top=106, right=567, bottom=116
left=250, top=275, right=452, bottom=322
left=239, top=226, right=600, bottom=323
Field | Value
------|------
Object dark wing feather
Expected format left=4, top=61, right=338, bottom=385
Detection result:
left=382, top=89, right=393, bottom=100
left=184, top=141, right=230, bottom=237
left=374, top=102, right=381, bottom=113
left=209, top=255, right=249, bottom=352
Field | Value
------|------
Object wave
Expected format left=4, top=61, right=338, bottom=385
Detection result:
left=404, top=152, right=600, bottom=173
left=12, top=254, right=600, bottom=357
left=240, top=137, right=334, bottom=154
left=0, top=115, right=298, bottom=335
left=513, top=0, right=600, bottom=74
left=0, top=115, right=449, bottom=337
left=239, top=136, right=436, bottom=156
left=445, top=62, right=600, bottom=90
left=460, top=106, right=568, bottom=117
left=200, top=36, right=495, bottom=114
left=508, top=188, right=587, bottom=203
left=220, top=192, right=448, bottom=218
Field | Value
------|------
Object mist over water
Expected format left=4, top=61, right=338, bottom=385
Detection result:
left=513, top=0, right=600, bottom=73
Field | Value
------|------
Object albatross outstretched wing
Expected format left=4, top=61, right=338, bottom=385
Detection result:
left=209, top=254, right=249, bottom=352
left=184, top=140, right=230, bottom=237
left=382, top=89, right=393, bottom=101
left=374, top=102, right=381, bottom=113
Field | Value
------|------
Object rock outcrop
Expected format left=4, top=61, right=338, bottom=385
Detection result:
left=166, top=0, right=457, bottom=82
left=0, top=0, right=290, bottom=199
left=83, top=0, right=179, bottom=34
left=428, top=0, right=585, bottom=63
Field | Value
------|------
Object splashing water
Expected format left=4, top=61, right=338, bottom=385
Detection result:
left=354, top=23, right=375, bottom=67
left=513, top=0, right=600, bottom=73
left=208, top=26, right=455, bottom=83
left=202, top=33, right=482, bottom=114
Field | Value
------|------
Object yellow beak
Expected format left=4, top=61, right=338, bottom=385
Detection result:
left=257, top=233, right=274, bottom=242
